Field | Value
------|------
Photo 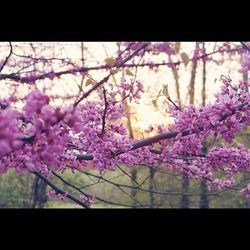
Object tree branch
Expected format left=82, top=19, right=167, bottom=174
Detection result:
left=75, top=101, right=250, bottom=161
left=101, top=87, right=108, bottom=134
left=0, top=47, right=239, bottom=84
left=73, top=42, right=150, bottom=107
left=0, top=42, right=13, bottom=73
left=31, top=170, right=90, bottom=208
left=241, top=42, right=250, bottom=52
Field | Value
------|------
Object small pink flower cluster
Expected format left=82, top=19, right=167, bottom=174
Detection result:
left=79, top=195, right=96, bottom=206
left=47, top=190, right=68, bottom=201
left=153, top=43, right=175, bottom=55
left=210, top=178, right=236, bottom=190
left=119, top=79, right=144, bottom=102
left=239, top=51, right=250, bottom=73
left=207, top=144, right=250, bottom=173
left=240, top=184, right=250, bottom=198
left=0, top=108, right=23, bottom=159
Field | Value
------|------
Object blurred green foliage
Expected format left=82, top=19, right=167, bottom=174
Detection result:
left=0, top=169, right=34, bottom=207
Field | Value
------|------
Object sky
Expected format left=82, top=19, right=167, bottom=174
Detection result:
left=0, top=42, right=244, bottom=133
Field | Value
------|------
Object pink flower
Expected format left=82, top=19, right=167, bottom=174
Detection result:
left=239, top=52, right=250, bottom=73
left=240, top=184, right=250, bottom=198
left=24, top=91, right=50, bottom=116
left=154, top=43, right=175, bottom=55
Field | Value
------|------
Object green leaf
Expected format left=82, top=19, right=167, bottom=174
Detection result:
left=162, top=84, right=169, bottom=97
left=152, top=99, right=158, bottom=108
left=110, top=69, right=119, bottom=74
left=180, top=52, right=190, bottom=67
left=105, top=57, right=116, bottom=66
left=175, top=42, right=181, bottom=54
left=125, top=69, right=134, bottom=76
left=85, top=78, right=94, bottom=86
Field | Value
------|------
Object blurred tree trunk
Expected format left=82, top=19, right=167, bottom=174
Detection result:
left=181, top=43, right=199, bottom=208
left=32, top=176, right=48, bottom=208
left=180, top=173, right=189, bottom=208
left=79, top=42, right=85, bottom=91
left=131, top=169, right=137, bottom=208
left=188, top=45, right=198, bottom=105
left=243, top=71, right=249, bottom=92
left=149, top=168, right=156, bottom=208
left=200, top=141, right=209, bottom=208
left=201, top=52, right=206, bottom=108
left=169, top=54, right=180, bottom=100
left=27, top=173, right=35, bottom=207
left=242, top=71, right=250, bottom=208
left=199, top=47, right=209, bottom=208
left=126, top=105, right=138, bottom=208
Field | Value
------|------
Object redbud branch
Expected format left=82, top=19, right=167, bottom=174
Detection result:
left=31, top=170, right=90, bottom=208
left=241, top=42, right=250, bottom=52
left=115, top=164, right=139, bottom=185
left=167, top=96, right=182, bottom=111
left=129, top=101, right=249, bottom=151
left=73, top=42, right=150, bottom=106
left=101, top=87, right=108, bottom=134
left=75, top=101, right=250, bottom=161
left=0, top=42, right=13, bottom=73
left=0, top=47, right=239, bottom=84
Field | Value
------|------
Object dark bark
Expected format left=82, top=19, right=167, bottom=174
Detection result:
left=169, top=54, right=180, bottom=100
left=180, top=173, right=189, bottom=208
left=131, top=169, right=138, bottom=208
left=243, top=71, right=250, bottom=208
left=200, top=179, right=209, bottom=208
left=32, top=176, right=48, bottom=208
left=200, top=140, right=209, bottom=208
left=149, top=168, right=156, bottom=208
left=126, top=104, right=138, bottom=208
left=188, top=43, right=199, bottom=105
left=200, top=48, right=209, bottom=208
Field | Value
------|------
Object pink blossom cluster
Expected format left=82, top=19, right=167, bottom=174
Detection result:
left=0, top=77, right=145, bottom=175
left=64, top=101, right=132, bottom=172
left=153, top=43, right=175, bottom=55
left=119, top=79, right=144, bottom=102
left=207, top=144, right=250, bottom=174
left=47, top=190, right=68, bottom=201
left=116, top=42, right=175, bottom=64
left=79, top=194, right=96, bottom=206
left=0, top=108, right=23, bottom=160
left=125, top=78, right=250, bottom=191
left=167, top=78, right=250, bottom=144
left=239, top=51, right=250, bottom=73
left=0, top=91, right=71, bottom=175
left=240, top=184, right=250, bottom=198
left=210, top=178, right=236, bottom=190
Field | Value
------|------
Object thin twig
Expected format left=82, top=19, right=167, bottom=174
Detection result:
left=101, top=87, right=108, bottom=134
left=116, top=165, right=139, bottom=185
left=241, top=42, right=250, bottom=52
